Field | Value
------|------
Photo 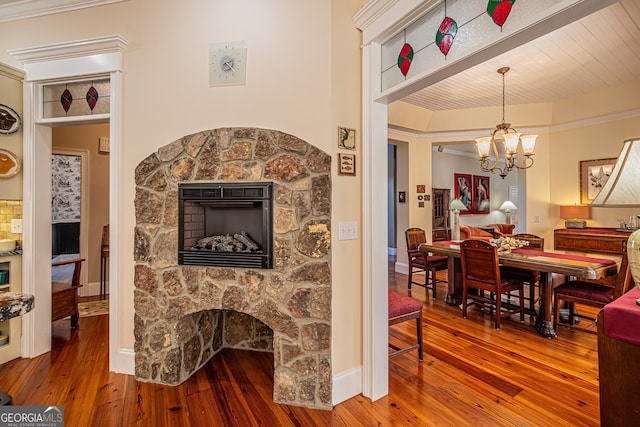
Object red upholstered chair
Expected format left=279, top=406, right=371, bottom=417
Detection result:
left=553, top=253, right=632, bottom=334
left=388, top=290, right=423, bottom=361
left=460, top=239, right=526, bottom=330
left=405, top=228, right=447, bottom=299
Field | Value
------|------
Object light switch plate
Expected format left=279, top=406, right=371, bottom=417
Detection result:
left=11, top=218, right=22, bottom=233
left=338, top=221, right=358, bottom=240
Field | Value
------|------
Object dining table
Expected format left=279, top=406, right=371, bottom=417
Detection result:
left=419, top=240, right=621, bottom=338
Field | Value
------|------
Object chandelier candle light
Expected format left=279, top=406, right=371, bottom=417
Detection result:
left=476, top=67, right=538, bottom=179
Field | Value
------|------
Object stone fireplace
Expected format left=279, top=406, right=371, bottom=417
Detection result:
left=133, top=128, right=332, bottom=409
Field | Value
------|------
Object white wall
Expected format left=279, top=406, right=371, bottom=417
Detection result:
left=0, top=0, right=365, bottom=395
left=431, top=148, right=518, bottom=227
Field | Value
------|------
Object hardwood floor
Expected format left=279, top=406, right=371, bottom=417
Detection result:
left=0, top=265, right=601, bottom=426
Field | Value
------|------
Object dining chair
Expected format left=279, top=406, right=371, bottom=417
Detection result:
left=502, top=233, right=544, bottom=311
left=388, top=290, right=423, bottom=361
left=553, top=253, right=632, bottom=334
left=405, top=228, right=448, bottom=299
left=460, top=239, right=526, bottom=330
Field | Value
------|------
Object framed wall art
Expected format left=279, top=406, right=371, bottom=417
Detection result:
left=398, top=191, right=406, bottom=203
left=338, top=127, right=356, bottom=150
left=580, top=158, right=616, bottom=204
left=472, top=175, right=490, bottom=214
left=0, top=148, right=20, bottom=178
left=338, top=153, right=356, bottom=176
left=453, top=173, right=472, bottom=214
left=0, top=104, right=21, bottom=134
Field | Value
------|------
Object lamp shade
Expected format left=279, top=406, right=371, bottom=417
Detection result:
left=499, top=200, right=518, bottom=211
left=449, top=198, right=468, bottom=211
left=590, top=138, right=640, bottom=207
left=560, top=205, right=592, bottom=219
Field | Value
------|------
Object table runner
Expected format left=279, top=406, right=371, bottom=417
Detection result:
left=432, top=242, right=616, bottom=265
left=512, top=248, right=617, bottom=265
left=603, top=287, right=640, bottom=345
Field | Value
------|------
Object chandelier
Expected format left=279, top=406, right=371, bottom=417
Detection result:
left=475, top=67, right=538, bottom=179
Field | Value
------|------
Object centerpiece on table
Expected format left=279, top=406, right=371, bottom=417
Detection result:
left=489, top=236, right=529, bottom=254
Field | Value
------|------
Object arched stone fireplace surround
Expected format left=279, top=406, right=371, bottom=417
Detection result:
left=133, top=128, right=332, bottom=409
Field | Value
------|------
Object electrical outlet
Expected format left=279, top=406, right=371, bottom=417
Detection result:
left=533, top=215, right=540, bottom=223
left=338, top=221, right=358, bottom=240
left=11, top=219, right=22, bottom=233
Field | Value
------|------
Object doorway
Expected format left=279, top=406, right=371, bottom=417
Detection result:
left=12, top=35, right=128, bottom=372
left=52, top=124, right=110, bottom=297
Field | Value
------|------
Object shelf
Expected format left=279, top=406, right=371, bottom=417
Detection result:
left=0, top=254, right=22, bottom=364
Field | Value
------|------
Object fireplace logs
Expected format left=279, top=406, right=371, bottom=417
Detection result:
left=192, top=232, right=260, bottom=252
left=178, top=181, right=273, bottom=268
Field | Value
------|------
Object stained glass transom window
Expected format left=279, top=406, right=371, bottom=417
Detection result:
left=380, top=0, right=563, bottom=92
left=43, top=79, right=110, bottom=118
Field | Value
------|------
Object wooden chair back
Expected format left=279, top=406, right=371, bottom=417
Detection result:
left=460, top=239, right=500, bottom=288
left=101, top=224, right=110, bottom=256
left=405, top=227, right=426, bottom=252
left=613, top=254, right=632, bottom=299
left=512, top=233, right=544, bottom=249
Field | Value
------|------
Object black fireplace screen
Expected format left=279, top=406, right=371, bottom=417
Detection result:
left=178, top=182, right=273, bottom=269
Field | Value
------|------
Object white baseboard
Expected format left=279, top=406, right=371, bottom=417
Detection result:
left=80, top=281, right=108, bottom=297
left=332, top=366, right=362, bottom=406
left=111, top=348, right=135, bottom=375
left=387, top=247, right=397, bottom=256
left=395, top=262, right=409, bottom=275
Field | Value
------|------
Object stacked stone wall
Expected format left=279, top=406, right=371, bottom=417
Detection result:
left=133, top=128, right=332, bottom=409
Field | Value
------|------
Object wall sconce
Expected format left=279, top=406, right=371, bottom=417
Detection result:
left=560, top=205, right=591, bottom=229
left=449, top=198, right=468, bottom=240
left=98, top=137, right=110, bottom=154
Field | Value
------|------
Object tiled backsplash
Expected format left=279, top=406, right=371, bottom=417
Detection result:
left=0, top=200, right=23, bottom=244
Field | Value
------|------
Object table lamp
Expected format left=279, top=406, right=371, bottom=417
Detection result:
left=560, top=205, right=591, bottom=229
left=589, top=138, right=640, bottom=305
left=450, top=198, right=468, bottom=240
left=499, top=200, right=518, bottom=224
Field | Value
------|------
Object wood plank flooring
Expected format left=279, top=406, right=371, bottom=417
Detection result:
left=0, top=264, right=601, bottom=426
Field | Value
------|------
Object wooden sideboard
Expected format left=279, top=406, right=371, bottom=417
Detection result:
left=554, top=228, right=631, bottom=255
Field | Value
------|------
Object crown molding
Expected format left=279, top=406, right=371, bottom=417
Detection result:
left=0, top=0, right=128, bottom=23
left=0, top=62, right=24, bottom=80
left=388, top=108, right=640, bottom=142
left=9, top=35, right=128, bottom=64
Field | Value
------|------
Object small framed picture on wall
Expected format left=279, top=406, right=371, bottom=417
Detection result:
left=454, top=173, right=472, bottom=214
left=338, top=153, right=356, bottom=176
left=338, top=127, right=356, bottom=150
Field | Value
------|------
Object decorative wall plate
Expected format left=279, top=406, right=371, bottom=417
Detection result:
left=0, top=104, right=21, bottom=135
left=0, top=149, right=21, bottom=178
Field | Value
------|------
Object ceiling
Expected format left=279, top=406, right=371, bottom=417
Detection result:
left=2, top=1, right=638, bottom=117
left=399, top=0, right=640, bottom=113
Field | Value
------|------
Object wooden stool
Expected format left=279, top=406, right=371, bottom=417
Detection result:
left=388, top=290, right=423, bottom=361
left=100, top=224, right=109, bottom=300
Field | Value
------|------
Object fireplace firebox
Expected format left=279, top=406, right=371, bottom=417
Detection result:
left=178, top=181, right=273, bottom=268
